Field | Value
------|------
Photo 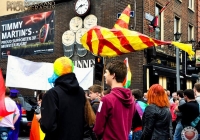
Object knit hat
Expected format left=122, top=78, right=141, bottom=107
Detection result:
left=48, top=56, right=74, bottom=83
left=10, top=89, right=19, bottom=97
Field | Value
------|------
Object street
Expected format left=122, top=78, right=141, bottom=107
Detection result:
left=18, top=137, right=29, bottom=140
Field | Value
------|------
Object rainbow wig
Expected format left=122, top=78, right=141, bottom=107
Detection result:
left=48, top=56, right=74, bottom=83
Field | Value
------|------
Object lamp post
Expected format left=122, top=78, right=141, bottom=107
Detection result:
left=189, top=39, right=196, bottom=50
left=174, top=31, right=182, bottom=91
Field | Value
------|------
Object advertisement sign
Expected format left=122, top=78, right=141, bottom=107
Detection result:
left=1, top=10, right=55, bottom=58
left=196, top=49, right=200, bottom=67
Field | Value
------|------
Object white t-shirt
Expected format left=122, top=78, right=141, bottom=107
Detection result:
left=0, top=97, right=19, bottom=128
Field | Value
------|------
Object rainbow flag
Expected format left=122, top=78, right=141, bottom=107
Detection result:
left=81, top=5, right=195, bottom=59
left=123, top=58, right=132, bottom=88
left=30, top=114, right=45, bottom=140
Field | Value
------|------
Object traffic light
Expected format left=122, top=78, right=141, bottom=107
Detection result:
left=95, top=56, right=104, bottom=81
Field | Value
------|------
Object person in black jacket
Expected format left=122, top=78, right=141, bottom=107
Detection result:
left=141, top=84, right=173, bottom=140
left=39, top=56, right=86, bottom=140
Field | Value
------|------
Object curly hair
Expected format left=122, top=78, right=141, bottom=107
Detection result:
left=147, top=84, right=170, bottom=107
left=84, top=98, right=96, bottom=126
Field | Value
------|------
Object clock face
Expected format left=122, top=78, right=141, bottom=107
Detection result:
left=84, top=14, right=97, bottom=29
left=62, top=30, right=75, bottom=46
left=76, top=28, right=88, bottom=44
left=69, top=16, right=83, bottom=32
left=75, top=0, right=90, bottom=16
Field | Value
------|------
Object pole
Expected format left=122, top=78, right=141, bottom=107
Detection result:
left=176, top=48, right=180, bottom=90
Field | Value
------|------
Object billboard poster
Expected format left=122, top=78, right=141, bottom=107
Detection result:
left=1, top=10, right=54, bottom=58
left=196, top=49, right=200, bottom=67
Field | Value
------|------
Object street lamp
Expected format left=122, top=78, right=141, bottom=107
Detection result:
left=174, top=31, right=182, bottom=91
left=189, top=39, right=196, bottom=50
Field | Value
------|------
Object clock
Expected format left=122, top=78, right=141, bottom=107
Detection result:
left=84, top=14, right=97, bottom=29
left=74, top=0, right=90, bottom=17
left=69, top=16, right=83, bottom=32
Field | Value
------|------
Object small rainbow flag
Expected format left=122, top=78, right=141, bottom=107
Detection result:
left=123, top=58, right=132, bottom=88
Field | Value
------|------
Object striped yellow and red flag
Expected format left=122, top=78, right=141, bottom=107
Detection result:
left=81, top=5, right=195, bottom=59
left=0, top=69, right=14, bottom=121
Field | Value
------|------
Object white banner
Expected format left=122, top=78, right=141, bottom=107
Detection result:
left=6, top=55, right=93, bottom=90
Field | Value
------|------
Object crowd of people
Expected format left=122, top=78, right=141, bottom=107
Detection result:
left=1, top=56, right=200, bottom=140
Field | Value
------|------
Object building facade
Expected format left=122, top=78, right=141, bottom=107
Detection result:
left=0, top=0, right=199, bottom=95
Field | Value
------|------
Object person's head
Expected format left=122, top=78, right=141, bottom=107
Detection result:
left=104, top=60, right=127, bottom=87
left=143, top=92, right=147, bottom=99
left=48, top=56, right=74, bottom=84
left=177, top=90, right=184, bottom=98
left=37, top=91, right=45, bottom=106
left=9, top=89, right=20, bottom=104
left=131, top=89, right=143, bottom=100
left=183, top=89, right=195, bottom=101
left=88, top=85, right=103, bottom=100
left=172, top=92, right=177, bottom=98
left=10, top=89, right=19, bottom=98
left=194, top=83, right=200, bottom=94
left=147, top=84, right=170, bottom=107
left=166, top=90, right=170, bottom=96
left=5, top=87, right=10, bottom=96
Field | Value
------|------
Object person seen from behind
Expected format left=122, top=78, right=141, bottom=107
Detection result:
left=9, top=89, right=22, bottom=140
left=140, top=84, right=173, bottom=140
left=40, top=56, right=86, bottom=140
left=93, top=60, right=135, bottom=140
left=175, top=89, right=200, bottom=136
left=0, top=87, right=20, bottom=140
left=131, top=89, right=147, bottom=140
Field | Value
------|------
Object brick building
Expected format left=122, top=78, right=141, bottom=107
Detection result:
left=0, top=0, right=198, bottom=95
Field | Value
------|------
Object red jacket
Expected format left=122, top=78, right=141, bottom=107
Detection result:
left=93, top=87, right=135, bottom=140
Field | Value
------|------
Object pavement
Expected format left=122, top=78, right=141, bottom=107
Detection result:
left=18, top=138, right=29, bottom=140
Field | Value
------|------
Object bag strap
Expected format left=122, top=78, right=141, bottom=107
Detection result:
left=190, top=103, right=200, bottom=127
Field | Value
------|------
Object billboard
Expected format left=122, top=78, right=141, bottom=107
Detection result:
left=1, top=10, right=55, bottom=58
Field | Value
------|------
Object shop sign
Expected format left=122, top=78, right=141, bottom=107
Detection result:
left=0, top=10, right=55, bottom=58
left=73, top=59, right=95, bottom=68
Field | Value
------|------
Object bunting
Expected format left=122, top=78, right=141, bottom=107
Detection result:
left=81, top=5, right=195, bottom=59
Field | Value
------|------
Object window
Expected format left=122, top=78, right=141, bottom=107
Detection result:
left=155, top=4, right=164, bottom=50
left=188, top=0, right=194, bottom=10
left=188, top=24, right=194, bottom=41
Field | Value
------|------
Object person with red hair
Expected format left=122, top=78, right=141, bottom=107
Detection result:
left=140, top=84, right=173, bottom=140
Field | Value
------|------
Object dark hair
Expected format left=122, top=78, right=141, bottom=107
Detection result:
left=131, top=89, right=143, bottom=99
left=183, top=89, right=195, bottom=99
left=37, top=91, right=45, bottom=101
left=5, top=87, right=10, bottom=96
left=177, top=90, right=184, bottom=98
left=194, top=83, right=200, bottom=92
left=105, top=60, right=127, bottom=83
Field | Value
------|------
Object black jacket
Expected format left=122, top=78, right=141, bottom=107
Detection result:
left=91, top=99, right=100, bottom=114
left=141, top=104, right=173, bottom=140
left=40, top=73, right=86, bottom=140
